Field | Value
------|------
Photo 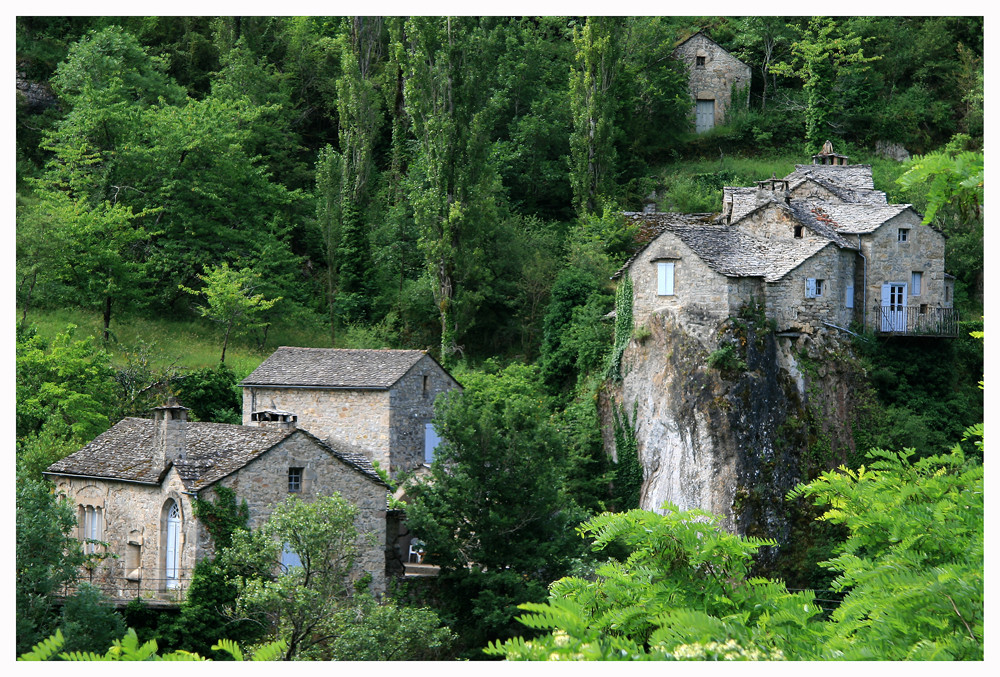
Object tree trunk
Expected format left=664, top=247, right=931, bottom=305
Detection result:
left=103, top=295, right=112, bottom=343
left=221, top=322, right=232, bottom=364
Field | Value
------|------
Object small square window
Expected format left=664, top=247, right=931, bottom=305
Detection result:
left=288, top=467, right=303, bottom=493
left=806, top=278, right=825, bottom=298
left=898, top=228, right=909, bottom=242
left=696, top=56, right=706, bottom=68
left=919, top=304, right=928, bottom=314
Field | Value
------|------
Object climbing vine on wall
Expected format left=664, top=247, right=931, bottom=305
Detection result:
left=193, top=486, right=250, bottom=550
left=606, top=274, right=633, bottom=381
left=611, top=399, right=642, bottom=511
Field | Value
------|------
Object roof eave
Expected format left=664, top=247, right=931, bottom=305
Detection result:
left=240, top=383, right=392, bottom=391
left=42, top=470, right=161, bottom=487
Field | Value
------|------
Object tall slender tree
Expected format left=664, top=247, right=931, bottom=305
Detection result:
left=400, top=16, right=506, bottom=363
left=569, top=17, right=625, bottom=216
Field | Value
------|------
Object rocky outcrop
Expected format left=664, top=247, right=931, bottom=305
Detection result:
left=603, top=304, right=871, bottom=552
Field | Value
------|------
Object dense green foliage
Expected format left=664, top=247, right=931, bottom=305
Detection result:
left=19, top=628, right=286, bottom=661
left=15, top=15, right=984, bottom=661
left=404, top=363, right=593, bottom=655
left=19, top=16, right=979, bottom=360
left=487, top=428, right=983, bottom=660
left=16, top=475, right=86, bottom=655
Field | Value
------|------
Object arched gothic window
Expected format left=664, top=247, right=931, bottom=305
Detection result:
left=164, top=500, right=181, bottom=589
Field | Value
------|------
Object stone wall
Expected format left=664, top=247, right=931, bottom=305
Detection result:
left=242, top=355, right=458, bottom=476
left=53, top=469, right=201, bottom=601
left=735, top=203, right=814, bottom=239
left=673, top=33, right=751, bottom=129
left=765, top=246, right=857, bottom=332
left=860, top=210, right=948, bottom=329
left=388, top=355, right=459, bottom=474
left=213, top=431, right=389, bottom=595
left=243, top=386, right=392, bottom=467
left=52, top=432, right=390, bottom=600
left=629, top=230, right=735, bottom=347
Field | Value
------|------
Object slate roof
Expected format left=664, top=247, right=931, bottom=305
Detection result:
left=723, top=187, right=758, bottom=223
left=615, top=212, right=845, bottom=283
left=241, top=347, right=430, bottom=389
left=784, top=164, right=877, bottom=192
left=45, top=418, right=388, bottom=491
left=802, top=203, right=913, bottom=234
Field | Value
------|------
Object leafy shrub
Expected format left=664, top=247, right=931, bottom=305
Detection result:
left=707, top=344, right=746, bottom=373
left=176, top=364, right=241, bottom=423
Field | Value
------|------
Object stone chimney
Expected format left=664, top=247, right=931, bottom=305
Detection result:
left=756, top=173, right=790, bottom=205
left=152, top=397, right=189, bottom=469
left=251, top=409, right=298, bottom=430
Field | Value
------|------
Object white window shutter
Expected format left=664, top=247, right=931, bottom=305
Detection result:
left=806, top=278, right=817, bottom=298
left=846, top=285, right=854, bottom=308
left=657, top=262, right=675, bottom=296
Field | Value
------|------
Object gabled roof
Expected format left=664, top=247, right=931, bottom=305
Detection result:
left=722, top=186, right=758, bottom=223
left=786, top=173, right=889, bottom=206
left=784, top=164, right=877, bottom=192
left=672, top=31, right=750, bottom=68
left=803, top=203, right=914, bottom=234
left=241, top=347, right=433, bottom=389
left=615, top=212, right=844, bottom=283
left=45, top=418, right=389, bottom=491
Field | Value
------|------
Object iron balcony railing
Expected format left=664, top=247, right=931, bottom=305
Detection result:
left=59, top=568, right=193, bottom=605
left=872, top=305, right=959, bottom=337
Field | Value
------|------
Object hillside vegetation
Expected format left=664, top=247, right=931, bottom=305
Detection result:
left=16, top=16, right=983, bottom=661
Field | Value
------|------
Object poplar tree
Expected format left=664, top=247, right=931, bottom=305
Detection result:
left=569, top=17, right=625, bottom=216
left=400, top=17, right=505, bottom=363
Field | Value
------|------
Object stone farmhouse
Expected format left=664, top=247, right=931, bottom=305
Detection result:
left=673, top=32, right=751, bottom=133
left=615, top=145, right=957, bottom=340
left=45, top=348, right=460, bottom=602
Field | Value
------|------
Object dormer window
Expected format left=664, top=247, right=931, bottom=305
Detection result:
left=696, top=55, right=706, bottom=68
left=898, top=228, right=909, bottom=242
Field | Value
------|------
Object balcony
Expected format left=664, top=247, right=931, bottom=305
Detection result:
left=872, top=305, right=959, bottom=337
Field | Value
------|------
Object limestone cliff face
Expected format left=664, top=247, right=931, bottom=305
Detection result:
left=603, top=306, right=867, bottom=547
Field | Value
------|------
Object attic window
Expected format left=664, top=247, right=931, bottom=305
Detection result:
left=657, top=261, right=675, bottom=296
left=288, top=467, right=303, bottom=493
left=898, top=228, right=910, bottom=242
left=794, top=225, right=804, bottom=238
left=696, top=55, right=706, bottom=68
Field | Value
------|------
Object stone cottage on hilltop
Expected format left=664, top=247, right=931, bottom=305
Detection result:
left=616, top=145, right=957, bottom=339
left=673, top=32, right=751, bottom=133
left=46, top=348, right=460, bottom=602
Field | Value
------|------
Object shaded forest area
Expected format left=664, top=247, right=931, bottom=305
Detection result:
left=16, top=16, right=983, bottom=661
left=17, top=16, right=983, bottom=360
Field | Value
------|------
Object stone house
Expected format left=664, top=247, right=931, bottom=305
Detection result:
left=45, top=348, right=461, bottom=602
left=617, top=145, right=957, bottom=338
left=240, top=348, right=460, bottom=477
left=673, top=32, right=751, bottom=133
left=45, top=399, right=391, bottom=601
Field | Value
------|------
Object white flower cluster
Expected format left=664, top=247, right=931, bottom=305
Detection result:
left=670, top=639, right=785, bottom=661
